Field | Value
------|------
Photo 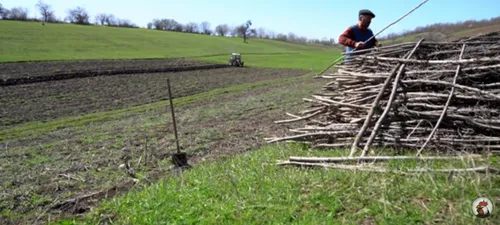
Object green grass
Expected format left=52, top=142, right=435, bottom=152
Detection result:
left=0, top=72, right=318, bottom=142
left=60, top=144, right=499, bottom=225
left=0, top=20, right=338, bottom=66
left=200, top=51, right=339, bottom=71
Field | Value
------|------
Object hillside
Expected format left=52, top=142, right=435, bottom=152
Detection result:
left=379, top=17, right=500, bottom=45
left=0, top=20, right=339, bottom=70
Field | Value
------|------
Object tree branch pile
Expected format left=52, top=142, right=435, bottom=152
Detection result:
left=266, top=31, right=500, bottom=157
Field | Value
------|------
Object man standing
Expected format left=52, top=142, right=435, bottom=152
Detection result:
left=339, top=9, right=381, bottom=60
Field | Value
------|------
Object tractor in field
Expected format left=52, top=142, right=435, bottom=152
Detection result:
left=228, top=53, right=244, bottom=67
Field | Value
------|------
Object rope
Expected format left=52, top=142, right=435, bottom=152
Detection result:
left=315, top=0, right=431, bottom=77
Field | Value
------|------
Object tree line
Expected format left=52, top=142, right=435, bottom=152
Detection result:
left=0, top=1, right=138, bottom=28
left=0, top=1, right=338, bottom=46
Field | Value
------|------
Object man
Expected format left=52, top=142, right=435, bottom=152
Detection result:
left=339, top=9, right=381, bottom=60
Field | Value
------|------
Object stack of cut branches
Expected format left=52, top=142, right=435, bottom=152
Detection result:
left=266, top=31, right=500, bottom=157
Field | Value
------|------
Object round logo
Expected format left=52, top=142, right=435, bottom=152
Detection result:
left=472, top=197, right=494, bottom=218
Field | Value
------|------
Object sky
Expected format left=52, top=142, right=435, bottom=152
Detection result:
left=2, top=0, right=500, bottom=40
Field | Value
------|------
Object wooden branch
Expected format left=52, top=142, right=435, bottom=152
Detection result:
left=274, top=110, right=324, bottom=124
left=288, top=155, right=483, bottom=163
left=360, top=56, right=500, bottom=64
left=349, top=59, right=407, bottom=156
left=277, top=161, right=500, bottom=175
left=418, top=44, right=467, bottom=155
left=361, top=39, right=425, bottom=157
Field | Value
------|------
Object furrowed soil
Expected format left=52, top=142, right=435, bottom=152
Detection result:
left=0, top=58, right=216, bottom=80
left=0, top=66, right=306, bottom=126
left=0, top=73, right=325, bottom=224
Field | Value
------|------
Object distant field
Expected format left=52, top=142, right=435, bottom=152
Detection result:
left=0, top=20, right=338, bottom=68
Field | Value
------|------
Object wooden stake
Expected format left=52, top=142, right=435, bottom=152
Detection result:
left=417, top=44, right=467, bottom=156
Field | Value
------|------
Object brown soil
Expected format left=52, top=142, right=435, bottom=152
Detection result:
left=0, top=67, right=306, bottom=126
left=0, top=63, right=323, bottom=224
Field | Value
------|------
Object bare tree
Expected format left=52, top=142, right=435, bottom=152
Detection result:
left=36, top=1, right=55, bottom=22
left=0, top=6, right=7, bottom=19
left=147, top=22, right=153, bottom=29
left=215, top=24, right=229, bottom=36
left=9, top=7, right=29, bottom=21
left=276, top=33, right=287, bottom=41
left=66, top=6, right=90, bottom=25
left=257, top=27, right=266, bottom=38
left=200, top=21, right=211, bottom=35
left=287, top=32, right=297, bottom=42
left=236, top=20, right=254, bottom=43
left=0, top=4, right=6, bottom=19
left=267, top=30, right=276, bottom=39
left=173, top=23, right=184, bottom=32
left=105, top=14, right=116, bottom=26
left=151, top=18, right=181, bottom=31
left=183, top=22, right=198, bottom=33
left=116, top=18, right=137, bottom=28
left=95, top=13, right=108, bottom=25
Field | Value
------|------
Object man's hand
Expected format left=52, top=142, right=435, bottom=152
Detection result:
left=355, top=42, right=365, bottom=49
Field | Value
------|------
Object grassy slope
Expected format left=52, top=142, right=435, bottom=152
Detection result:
left=0, top=20, right=338, bottom=70
left=79, top=145, right=500, bottom=225
left=2, top=20, right=499, bottom=224
left=380, top=24, right=500, bottom=45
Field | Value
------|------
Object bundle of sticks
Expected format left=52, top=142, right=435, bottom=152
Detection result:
left=267, top=31, right=500, bottom=157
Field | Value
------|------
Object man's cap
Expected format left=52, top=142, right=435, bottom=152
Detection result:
left=359, top=9, right=375, bottom=18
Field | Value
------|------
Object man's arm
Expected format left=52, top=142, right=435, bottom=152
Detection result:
left=338, top=27, right=357, bottom=48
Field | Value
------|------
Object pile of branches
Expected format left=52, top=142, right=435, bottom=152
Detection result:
left=266, top=31, right=500, bottom=157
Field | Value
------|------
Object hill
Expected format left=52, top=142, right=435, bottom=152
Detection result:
left=379, top=16, right=500, bottom=45
left=0, top=20, right=339, bottom=70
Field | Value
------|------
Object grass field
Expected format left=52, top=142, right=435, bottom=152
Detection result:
left=0, top=20, right=338, bottom=71
left=1, top=20, right=499, bottom=225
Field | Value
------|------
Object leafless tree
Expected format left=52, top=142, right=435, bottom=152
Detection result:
left=215, top=24, right=229, bottom=36
left=147, top=22, right=153, bottom=29
left=116, top=18, right=137, bottom=28
left=95, top=13, right=108, bottom=25
left=151, top=18, right=181, bottom=31
left=173, top=23, right=184, bottom=32
left=287, top=32, right=297, bottom=42
left=200, top=21, right=211, bottom=35
left=0, top=4, right=7, bottom=19
left=66, top=6, right=90, bottom=25
left=94, top=13, right=115, bottom=26
left=105, top=14, right=116, bottom=26
left=35, top=0, right=55, bottom=22
left=184, top=22, right=198, bottom=33
left=276, top=33, right=287, bottom=41
left=235, top=20, right=255, bottom=43
left=267, top=30, right=276, bottom=39
left=256, top=27, right=266, bottom=38
left=9, top=7, right=29, bottom=21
